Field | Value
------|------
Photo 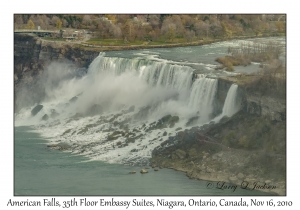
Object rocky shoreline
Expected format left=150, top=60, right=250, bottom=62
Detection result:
left=151, top=148, right=285, bottom=196
left=150, top=112, right=286, bottom=196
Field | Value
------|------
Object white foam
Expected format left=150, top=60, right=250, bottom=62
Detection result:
left=15, top=53, right=239, bottom=165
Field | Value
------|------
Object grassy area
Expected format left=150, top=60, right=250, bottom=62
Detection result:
left=86, top=38, right=144, bottom=46
left=86, top=37, right=209, bottom=46
left=42, top=37, right=67, bottom=41
left=216, top=56, right=251, bottom=71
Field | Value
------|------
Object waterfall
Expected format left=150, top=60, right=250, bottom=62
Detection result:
left=222, top=84, right=239, bottom=117
left=213, top=84, right=240, bottom=122
left=15, top=53, right=234, bottom=165
left=188, top=77, right=218, bottom=122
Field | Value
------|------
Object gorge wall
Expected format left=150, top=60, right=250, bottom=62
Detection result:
left=14, top=34, right=99, bottom=111
left=216, top=78, right=285, bottom=122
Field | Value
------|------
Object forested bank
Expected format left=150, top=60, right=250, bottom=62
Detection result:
left=15, top=14, right=286, bottom=44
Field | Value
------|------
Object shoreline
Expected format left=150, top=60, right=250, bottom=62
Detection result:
left=150, top=145, right=286, bottom=196
left=39, top=33, right=285, bottom=52
left=157, top=164, right=284, bottom=196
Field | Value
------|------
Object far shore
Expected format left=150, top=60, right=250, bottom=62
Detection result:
left=38, top=33, right=285, bottom=52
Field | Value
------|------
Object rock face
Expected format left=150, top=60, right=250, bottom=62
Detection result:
left=245, top=95, right=286, bottom=121
left=14, top=34, right=99, bottom=112
left=216, top=78, right=285, bottom=122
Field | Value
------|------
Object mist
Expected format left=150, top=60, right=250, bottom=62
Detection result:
left=14, top=53, right=240, bottom=165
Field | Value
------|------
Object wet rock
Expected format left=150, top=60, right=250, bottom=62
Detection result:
left=154, top=167, right=159, bottom=171
left=186, top=116, right=199, bottom=127
left=130, top=148, right=138, bottom=152
left=129, top=171, right=136, bottom=174
left=69, top=96, right=78, bottom=103
left=42, top=114, right=49, bottom=121
left=219, top=115, right=229, bottom=123
left=62, top=129, right=71, bottom=135
left=140, top=169, right=148, bottom=174
left=163, top=131, right=167, bottom=136
left=47, top=143, right=70, bottom=151
left=31, top=104, right=43, bottom=116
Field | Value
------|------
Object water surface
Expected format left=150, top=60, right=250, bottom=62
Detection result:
left=15, top=126, right=268, bottom=196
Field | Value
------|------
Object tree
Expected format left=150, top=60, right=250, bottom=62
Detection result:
left=41, top=15, right=50, bottom=29
left=31, top=15, right=46, bottom=30
left=62, top=19, right=68, bottom=28
left=194, top=21, right=209, bottom=37
left=82, top=15, right=91, bottom=27
left=210, top=22, right=222, bottom=38
left=161, top=15, right=185, bottom=39
left=184, top=30, right=195, bottom=42
left=105, top=14, right=117, bottom=24
left=122, top=20, right=134, bottom=41
left=108, top=23, right=122, bottom=38
left=50, top=16, right=60, bottom=27
left=56, top=19, right=62, bottom=29
left=165, top=24, right=176, bottom=41
left=14, top=15, right=23, bottom=29
left=14, top=15, right=23, bottom=25
left=250, top=19, right=266, bottom=36
left=72, top=20, right=80, bottom=29
left=27, top=20, right=35, bottom=30
left=148, top=28, right=160, bottom=41
left=275, top=21, right=285, bottom=33
left=148, top=15, right=160, bottom=29
left=221, top=23, right=232, bottom=38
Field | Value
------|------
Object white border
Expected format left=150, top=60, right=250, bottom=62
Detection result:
left=2, top=1, right=298, bottom=209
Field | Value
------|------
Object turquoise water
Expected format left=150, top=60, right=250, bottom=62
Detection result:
left=14, top=126, right=269, bottom=196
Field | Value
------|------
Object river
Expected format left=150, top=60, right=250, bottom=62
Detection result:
left=15, top=126, right=268, bottom=195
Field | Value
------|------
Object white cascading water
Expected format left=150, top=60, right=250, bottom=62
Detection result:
left=188, top=76, right=218, bottom=123
left=15, top=53, right=238, bottom=166
left=222, top=84, right=239, bottom=117
left=213, top=84, right=240, bottom=122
